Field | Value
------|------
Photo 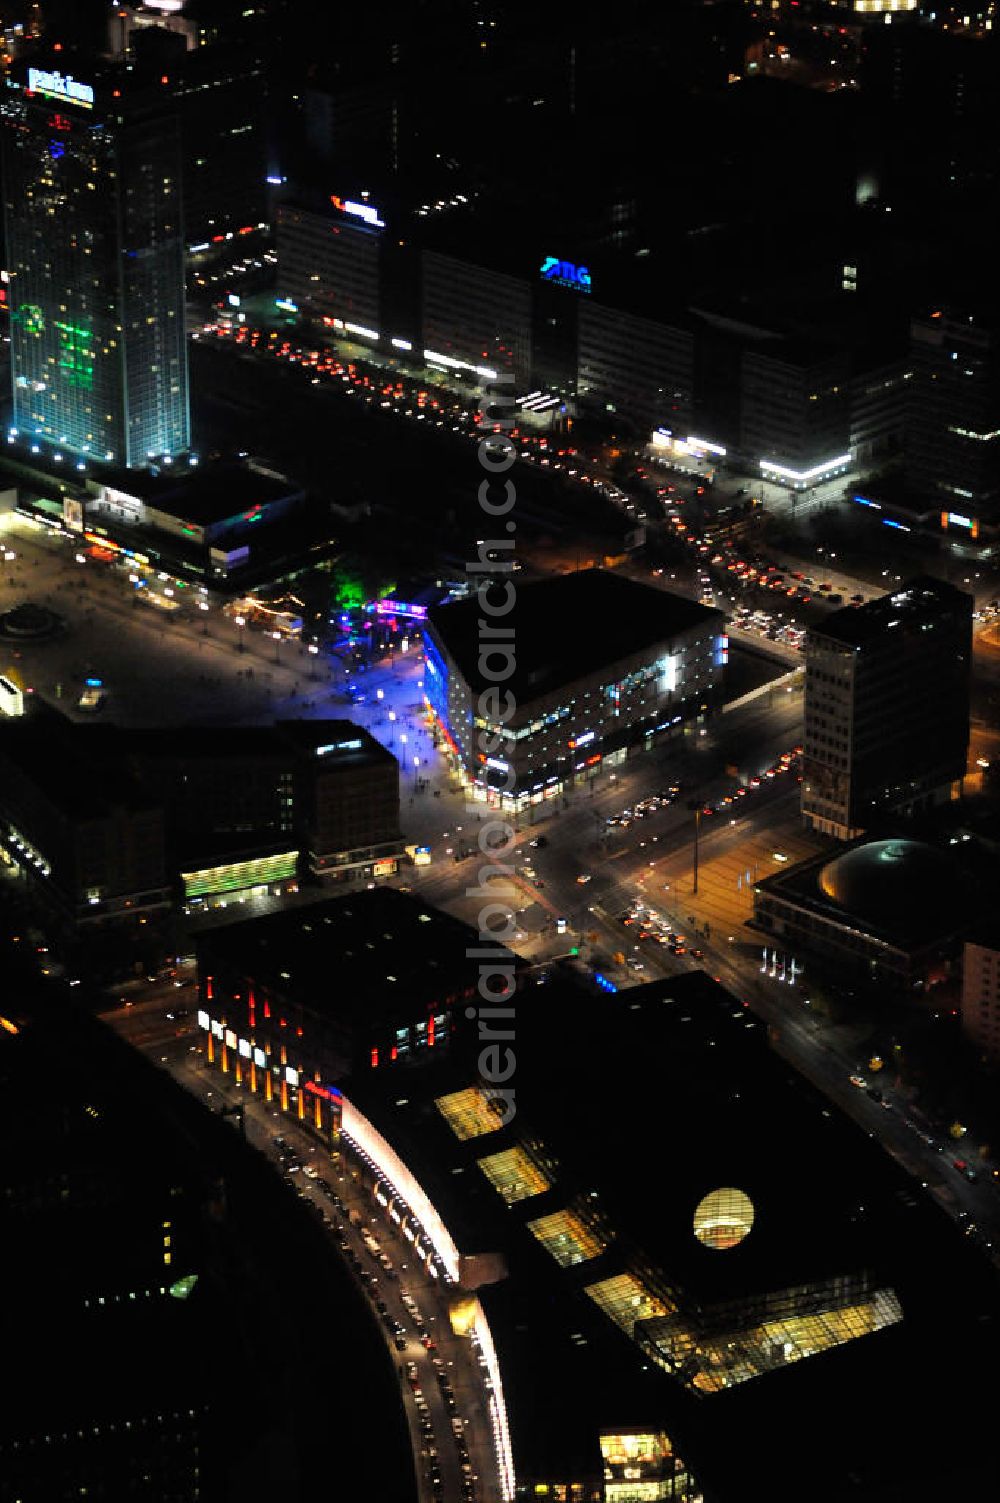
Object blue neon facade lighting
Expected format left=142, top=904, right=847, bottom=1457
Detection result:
left=422, top=631, right=451, bottom=734
left=594, top=973, right=618, bottom=993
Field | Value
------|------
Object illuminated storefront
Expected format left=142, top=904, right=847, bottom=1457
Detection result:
left=196, top=1004, right=344, bottom=1134
left=600, top=1430, right=702, bottom=1503
left=759, top=452, right=851, bottom=490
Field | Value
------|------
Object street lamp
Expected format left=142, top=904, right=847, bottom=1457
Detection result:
left=413, top=755, right=420, bottom=787
left=234, top=614, right=245, bottom=652
left=272, top=629, right=281, bottom=663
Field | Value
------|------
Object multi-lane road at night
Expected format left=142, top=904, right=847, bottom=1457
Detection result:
left=107, top=984, right=502, bottom=1503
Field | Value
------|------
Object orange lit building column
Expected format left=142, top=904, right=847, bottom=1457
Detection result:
left=264, top=1071, right=273, bottom=1103
left=207, top=1032, right=215, bottom=1065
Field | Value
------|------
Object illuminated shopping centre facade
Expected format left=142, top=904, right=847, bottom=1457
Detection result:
left=192, top=890, right=520, bottom=1499
left=345, top=972, right=923, bottom=1501
left=186, top=922, right=996, bottom=1502
left=423, top=571, right=726, bottom=808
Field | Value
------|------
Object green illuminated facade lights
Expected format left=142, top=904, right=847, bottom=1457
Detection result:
left=182, top=850, right=298, bottom=898
left=18, top=304, right=45, bottom=337
left=55, top=319, right=95, bottom=390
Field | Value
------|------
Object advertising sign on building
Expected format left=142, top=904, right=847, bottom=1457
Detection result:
left=540, top=256, right=591, bottom=292
left=27, top=68, right=95, bottom=110
left=0, top=672, right=25, bottom=717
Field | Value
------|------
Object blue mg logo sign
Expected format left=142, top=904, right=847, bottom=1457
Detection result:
left=540, top=256, right=591, bottom=292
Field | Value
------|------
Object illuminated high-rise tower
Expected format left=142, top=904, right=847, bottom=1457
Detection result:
left=1, top=57, right=190, bottom=469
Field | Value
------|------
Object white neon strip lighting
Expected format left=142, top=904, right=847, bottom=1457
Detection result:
left=424, top=349, right=500, bottom=380
left=759, top=453, right=851, bottom=482
left=338, top=1096, right=516, bottom=1498
left=686, top=435, right=727, bottom=457
left=472, top=1304, right=516, bottom=1503
left=340, top=1095, right=461, bottom=1280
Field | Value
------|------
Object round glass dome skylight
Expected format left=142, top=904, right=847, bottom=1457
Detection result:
left=693, top=1187, right=755, bottom=1250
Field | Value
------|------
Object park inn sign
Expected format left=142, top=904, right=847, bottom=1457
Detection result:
left=26, top=68, right=95, bottom=110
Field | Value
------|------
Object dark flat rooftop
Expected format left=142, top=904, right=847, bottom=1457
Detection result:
left=125, top=718, right=395, bottom=769
left=427, top=569, right=723, bottom=701
left=809, top=575, right=972, bottom=649
left=196, top=888, right=515, bottom=1024
left=0, top=700, right=159, bottom=820
left=505, top=974, right=888, bottom=1305
left=95, top=459, right=303, bottom=525
left=0, top=704, right=390, bottom=819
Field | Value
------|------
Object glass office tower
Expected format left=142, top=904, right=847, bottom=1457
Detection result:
left=1, top=62, right=190, bottom=468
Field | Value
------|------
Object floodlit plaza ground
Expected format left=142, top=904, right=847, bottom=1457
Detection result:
left=648, top=803, right=829, bottom=946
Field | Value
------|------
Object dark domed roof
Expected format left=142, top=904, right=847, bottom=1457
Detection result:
left=818, top=839, right=964, bottom=935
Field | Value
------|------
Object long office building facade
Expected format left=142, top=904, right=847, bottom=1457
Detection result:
left=1, top=60, right=190, bottom=468
left=271, top=195, right=907, bottom=479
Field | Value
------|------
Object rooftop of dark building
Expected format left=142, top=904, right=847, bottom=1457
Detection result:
left=345, top=968, right=1000, bottom=1502
left=757, top=836, right=975, bottom=949
left=93, top=458, right=303, bottom=526
left=808, top=575, right=972, bottom=649
left=0, top=703, right=389, bottom=819
left=195, top=887, right=517, bottom=1024
left=427, top=569, right=722, bottom=702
